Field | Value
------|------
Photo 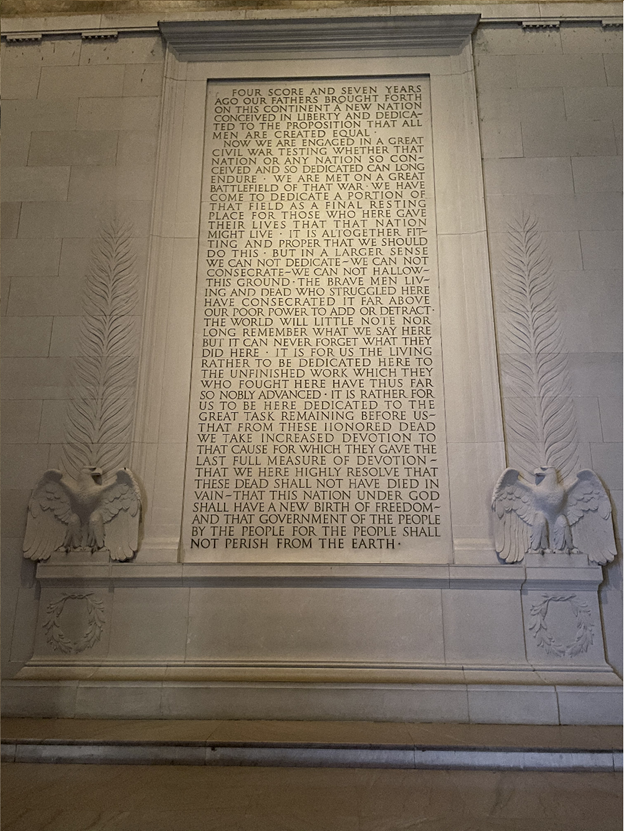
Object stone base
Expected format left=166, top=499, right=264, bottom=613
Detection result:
left=3, top=675, right=622, bottom=725
left=8, top=557, right=620, bottom=725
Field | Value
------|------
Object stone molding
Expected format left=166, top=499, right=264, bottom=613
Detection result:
left=2, top=7, right=622, bottom=40
left=3, top=678, right=622, bottom=724
left=159, top=15, right=480, bottom=61
left=130, top=36, right=507, bottom=563
left=32, top=558, right=603, bottom=591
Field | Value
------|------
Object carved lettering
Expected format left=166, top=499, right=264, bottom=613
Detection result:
left=183, top=77, right=451, bottom=563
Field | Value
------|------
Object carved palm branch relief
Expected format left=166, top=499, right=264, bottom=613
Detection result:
left=496, top=213, right=580, bottom=482
left=62, top=217, right=140, bottom=478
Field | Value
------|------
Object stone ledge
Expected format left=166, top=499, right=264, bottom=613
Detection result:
left=12, top=664, right=621, bottom=684
left=1, top=737, right=621, bottom=770
left=33, top=557, right=603, bottom=588
left=3, top=678, right=621, bottom=723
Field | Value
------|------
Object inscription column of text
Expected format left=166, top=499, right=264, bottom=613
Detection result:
left=187, top=79, right=446, bottom=558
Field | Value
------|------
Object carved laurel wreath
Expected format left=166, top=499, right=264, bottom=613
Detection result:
left=528, top=593, right=594, bottom=658
left=43, top=593, right=106, bottom=654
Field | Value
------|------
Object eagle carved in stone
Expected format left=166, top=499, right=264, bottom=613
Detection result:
left=23, top=467, right=142, bottom=562
left=491, top=466, right=616, bottom=565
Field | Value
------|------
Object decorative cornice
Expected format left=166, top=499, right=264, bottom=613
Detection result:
left=81, top=28, right=118, bottom=39
left=2, top=14, right=622, bottom=44
left=5, top=32, right=42, bottom=42
left=158, top=15, right=480, bottom=61
left=522, top=18, right=560, bottom=28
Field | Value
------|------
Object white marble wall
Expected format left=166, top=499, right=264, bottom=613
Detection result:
left=1, top=32, right=165, bottom=679
left=1, top=12, right=622, bottom=702
left=474, top=21, right=623, bottom=673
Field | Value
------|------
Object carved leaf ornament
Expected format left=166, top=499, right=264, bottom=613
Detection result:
left=23, top=216, right=143, bottom=563
left=528, top=593, right=594, bottom=657
left=62, top=216, right=139, bottom=479
left=491, top=214, right=617, bottom=565
left=43, top=592, right=106, bottom=654
left=497, top=213, right=580, bottom=480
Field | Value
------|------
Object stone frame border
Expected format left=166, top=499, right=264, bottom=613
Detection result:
left=129, top=15, right=507, bottom=568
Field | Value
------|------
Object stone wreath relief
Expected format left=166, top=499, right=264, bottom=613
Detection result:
left=43, top=593, right=106, bottom=655
left=528, top=594, right=595, bottom=658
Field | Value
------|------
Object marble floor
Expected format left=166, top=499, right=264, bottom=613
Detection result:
left=2, top=762, right=622, bottom=831
left=3, top=721, right=622, bottom=829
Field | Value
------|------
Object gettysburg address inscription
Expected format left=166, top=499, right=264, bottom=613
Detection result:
left=182, top=77, right=451, bottom=563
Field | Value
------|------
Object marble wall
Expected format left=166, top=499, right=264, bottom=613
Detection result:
left=473, top=21, right=623, bottom=672
left=1, top=7, right=621, bottom=719
left=1, top=32, right=165, bottom=678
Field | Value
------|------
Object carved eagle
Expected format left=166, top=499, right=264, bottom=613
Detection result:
left=23, top=467, right=141, bottom=562
left=492, top=466, right=616, bottom=565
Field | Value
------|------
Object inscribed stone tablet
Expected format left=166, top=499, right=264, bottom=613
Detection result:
left=182, top=77, right=451, bottom=563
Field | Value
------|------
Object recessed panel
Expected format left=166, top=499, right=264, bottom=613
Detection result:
left=182, top=77, right=451, bottom=563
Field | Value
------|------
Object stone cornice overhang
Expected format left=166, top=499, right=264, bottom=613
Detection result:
left=2, top=6, right=621, bottom=42
left=158, top=14, right=479, bottom=60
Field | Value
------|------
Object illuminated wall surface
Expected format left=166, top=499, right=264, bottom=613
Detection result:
left=1, top=4, right=622, bottom=723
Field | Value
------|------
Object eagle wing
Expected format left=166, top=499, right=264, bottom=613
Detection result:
left=100, top=468, right=142, bottom=561
left=491, top=468, right=535, bottom=563
left=565, top=470, right=616, bottom=565
left=23, top=470, right=73, bottom=561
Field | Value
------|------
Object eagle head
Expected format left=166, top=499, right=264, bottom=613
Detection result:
left=79, top=466, right=104, bottom=487
left=533, top=466, right=558, bottom=487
